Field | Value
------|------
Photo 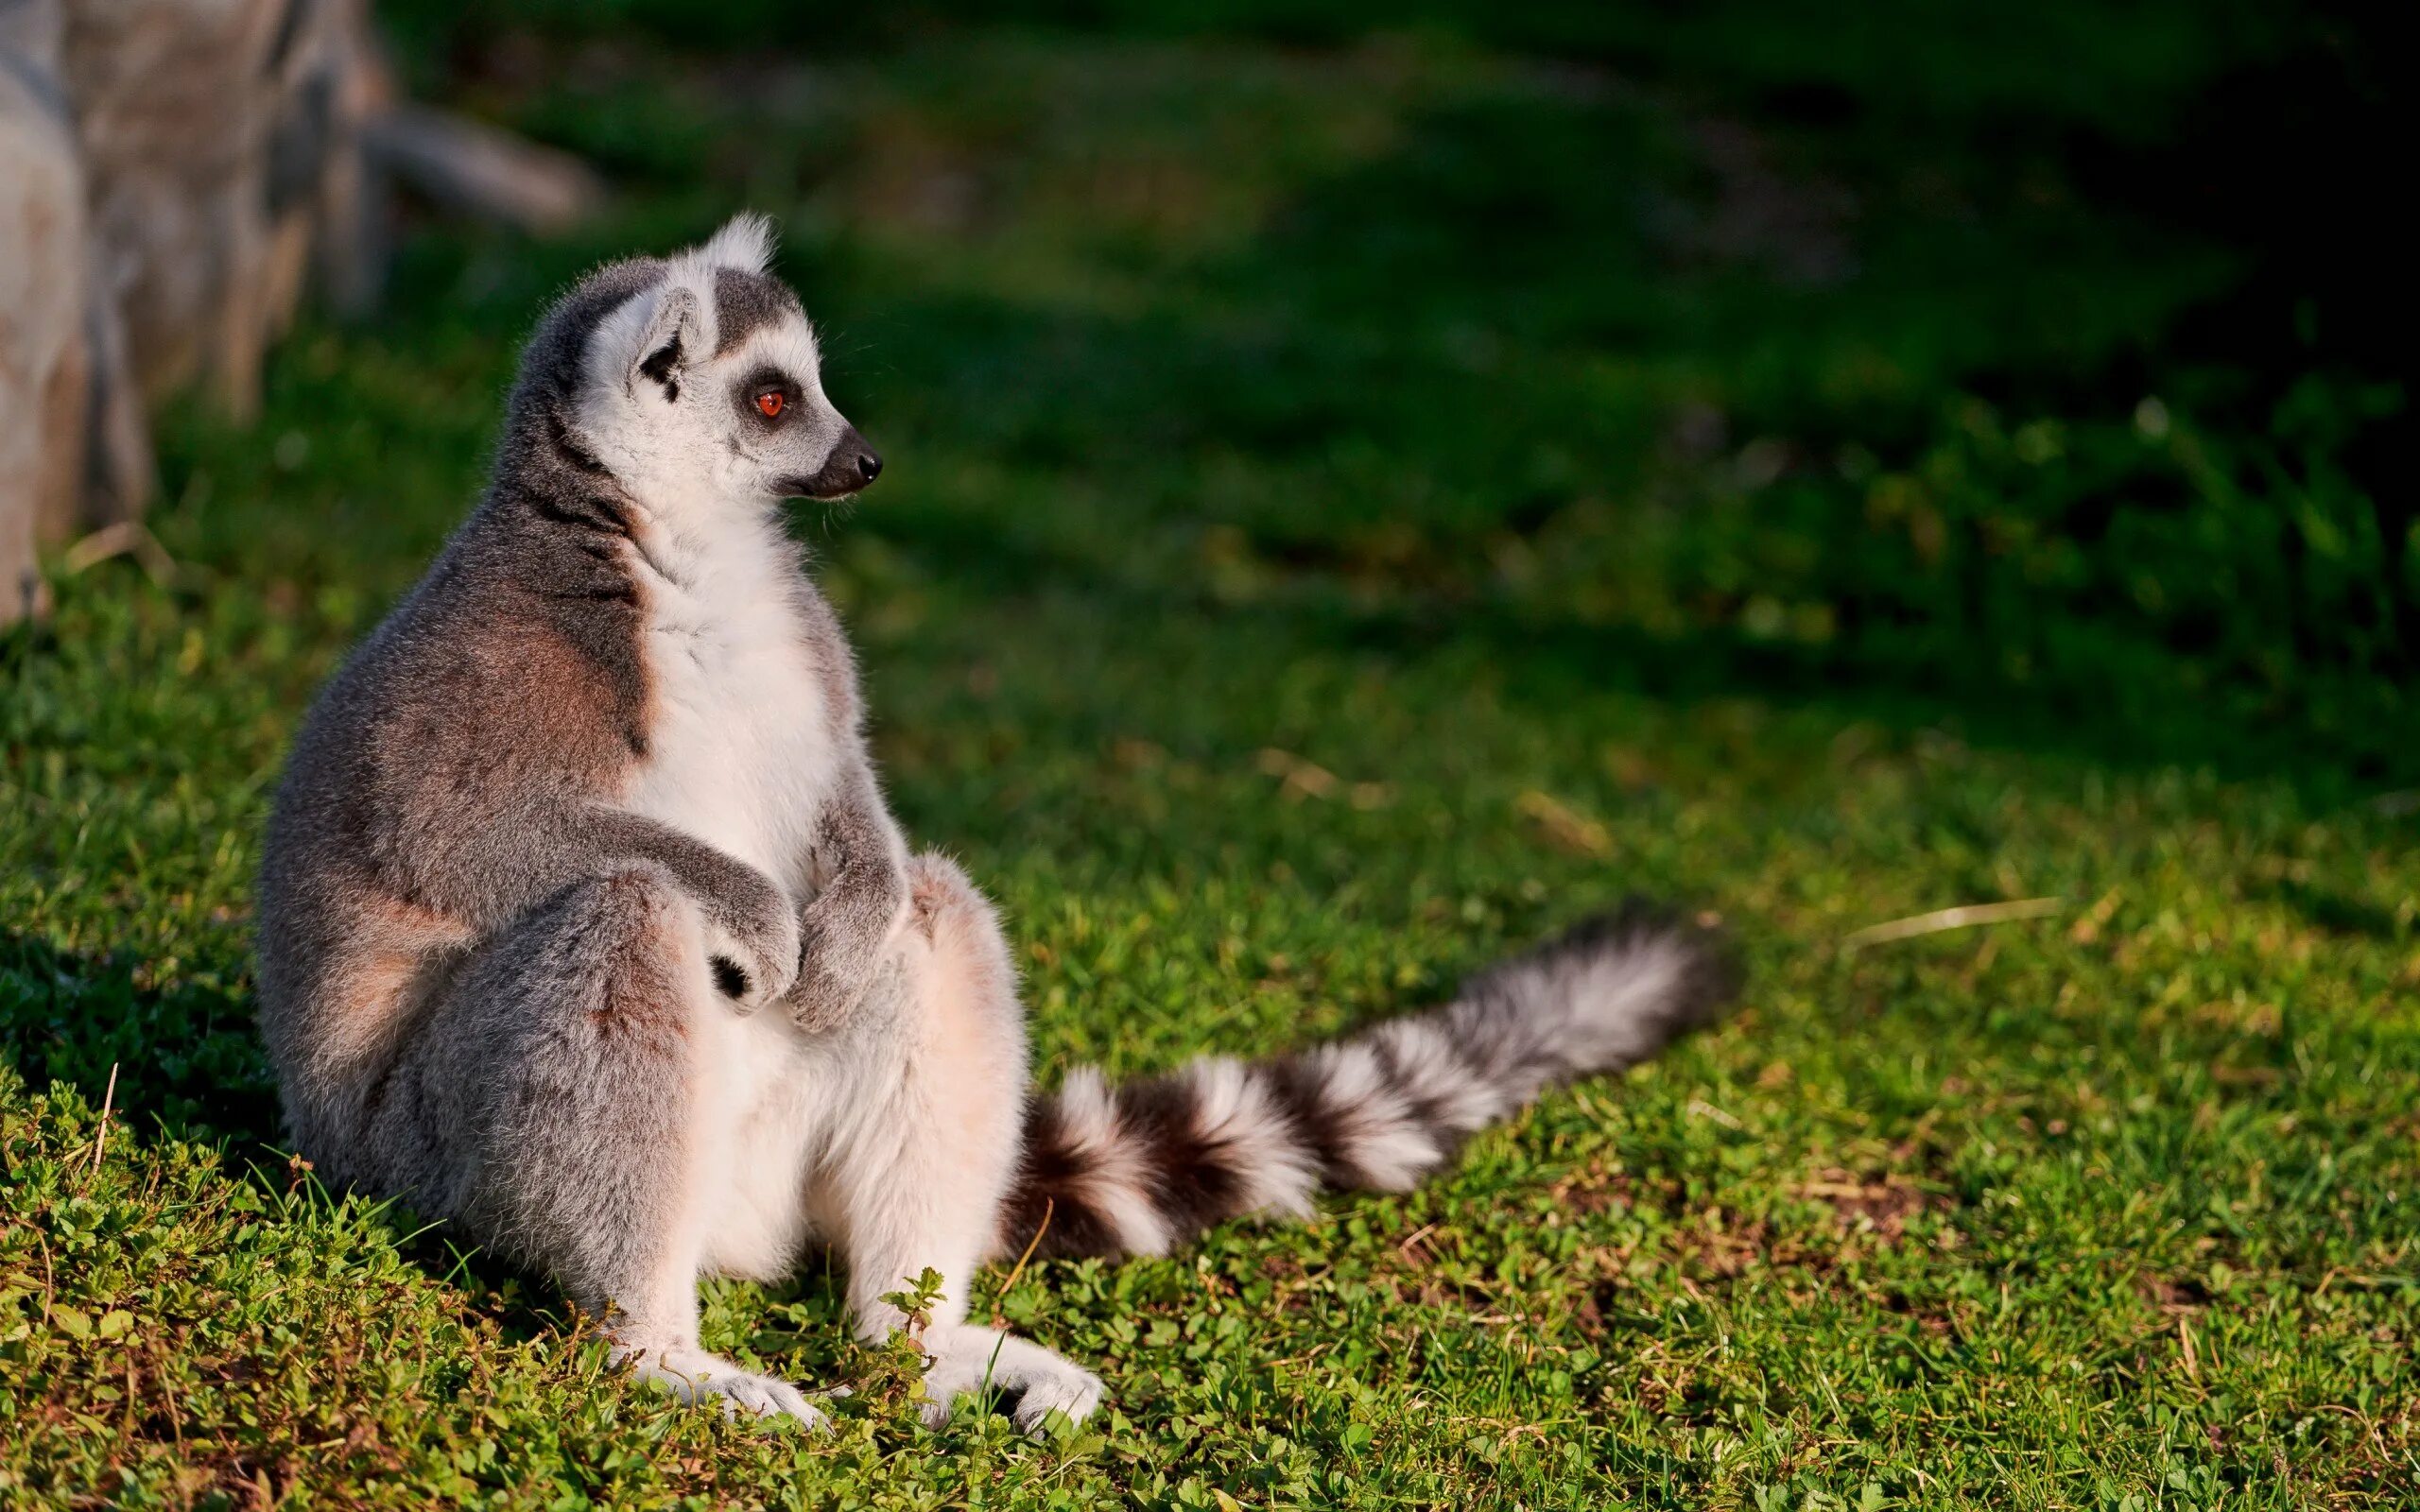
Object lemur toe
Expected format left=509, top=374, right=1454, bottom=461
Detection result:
left=722, top=1374, right=827, bottom=1430
left=1009, top=1367, right=1103, bottom=1434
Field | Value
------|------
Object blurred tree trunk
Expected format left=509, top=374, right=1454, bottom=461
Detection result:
left=60, top=0, right=387, bottom=422
left=1, top=0, right=596, bottom=628
left=1, top=0, right=87, bottom=624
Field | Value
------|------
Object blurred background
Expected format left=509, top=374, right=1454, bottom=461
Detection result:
left=4, top=5, right=2413, bottom=1502
left=2, top=0, right=2404, bottom=776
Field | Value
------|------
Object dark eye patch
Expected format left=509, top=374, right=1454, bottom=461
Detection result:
left=733, top=364, right=800, bottom=427
left=638, top=332, right=682, bottom=399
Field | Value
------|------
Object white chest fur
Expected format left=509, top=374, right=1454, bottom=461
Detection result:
left=621, top=507, right=840, bottom=900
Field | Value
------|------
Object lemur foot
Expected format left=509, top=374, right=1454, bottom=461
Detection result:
left=616, top=1343, right=829, bottom=1430
left=915, top=1325, right=1104, bottom=1434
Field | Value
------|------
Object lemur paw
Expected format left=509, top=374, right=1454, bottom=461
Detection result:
left=620, top=1345, right=828, bottom=1430
left=915, top=1326, right=1105, bottom=1434
left=782, top=955, right=895, bottom=1033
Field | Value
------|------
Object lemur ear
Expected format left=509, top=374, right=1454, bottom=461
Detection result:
left=698, top=212, right=775, bottom=274
left=626, top=284, right=701, bottom=403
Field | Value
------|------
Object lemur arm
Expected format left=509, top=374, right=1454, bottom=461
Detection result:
left=784, top=766, right=910, bottom=1031
left=380, top=797, right=802, bottom=1008
left=579, top=808, right=803, bottom=1005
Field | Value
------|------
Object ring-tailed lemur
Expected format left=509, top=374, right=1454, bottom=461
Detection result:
left=253, top=215, right=1738, bottom=1432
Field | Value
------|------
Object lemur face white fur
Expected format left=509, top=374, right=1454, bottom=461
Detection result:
left=579, top=215, right=881, bottom=513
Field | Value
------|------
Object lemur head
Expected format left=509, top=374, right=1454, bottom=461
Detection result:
left=568, top=215, right=880, bottom=509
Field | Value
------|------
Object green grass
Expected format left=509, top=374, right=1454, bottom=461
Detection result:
left=4, top=6, right=2413, bottom=1507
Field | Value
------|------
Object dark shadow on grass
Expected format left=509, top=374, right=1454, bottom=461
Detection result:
left=859, top=502, right=2420, bottom=798
left=0, top=932, right=605, bottom=1354
left=2250, top=879, right=2410, bottom=942
left=781, top=41, right=2408, bottom=794
left=0, top=931, right=278, bottom=1145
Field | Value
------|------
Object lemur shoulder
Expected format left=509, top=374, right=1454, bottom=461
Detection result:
left=254, top=215, right=1739, bottom=1431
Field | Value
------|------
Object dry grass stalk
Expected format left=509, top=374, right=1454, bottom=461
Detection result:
left=1841, top=897, right=2061, bottom=953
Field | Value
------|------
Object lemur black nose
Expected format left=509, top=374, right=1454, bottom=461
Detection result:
left=796, top=426, right=881, bottom=499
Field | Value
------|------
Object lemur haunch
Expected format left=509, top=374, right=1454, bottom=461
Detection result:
left=254, top=215, right=1738, bottom=1432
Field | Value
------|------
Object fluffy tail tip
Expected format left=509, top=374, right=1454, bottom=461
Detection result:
left=1449, top=899, right=1742, bottom=1082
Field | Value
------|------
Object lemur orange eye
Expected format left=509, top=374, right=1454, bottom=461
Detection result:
left=756, top=390, right=786, bottom=419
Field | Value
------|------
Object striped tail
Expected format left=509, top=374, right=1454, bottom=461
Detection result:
left=996, top=902, right=1738, bottom=1262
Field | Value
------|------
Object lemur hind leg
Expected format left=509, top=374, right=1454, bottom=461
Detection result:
left=813, top=852, right=1104, bottom=1431
left=372, top=861, right=826, bottom=1426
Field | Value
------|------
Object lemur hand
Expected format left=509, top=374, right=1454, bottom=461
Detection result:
left=784, top=807, right=909, bottom=1032
left=700, top=863, right=803, bottom=1013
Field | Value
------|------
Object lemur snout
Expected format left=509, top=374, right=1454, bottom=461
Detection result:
left=786, top=423, right=882, bottom=500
